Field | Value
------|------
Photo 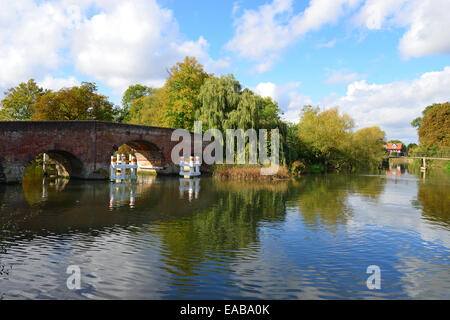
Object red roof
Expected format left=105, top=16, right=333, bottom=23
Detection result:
left=386, top=143, right=402, bottom=151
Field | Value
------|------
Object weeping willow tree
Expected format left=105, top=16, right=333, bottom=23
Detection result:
left=197, top=75, right=288, bottom=164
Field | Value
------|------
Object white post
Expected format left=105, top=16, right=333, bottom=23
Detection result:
left=131, top=155, right=137, bottom=179
left=195, top=156, right=200, bottom=174
left=189, top=156, right=194, bottom=176
left=110, top=156, right=116, bottom=181
left=181, top=156, right=185, bottom=175
left=121, top=154, right=126, bottom=180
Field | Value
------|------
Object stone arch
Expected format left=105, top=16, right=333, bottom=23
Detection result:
left=121, top=140, right=167, bottom=171
left=26, top=150, right=84, bottom=180
left=45, top=150, right=84, bottom=178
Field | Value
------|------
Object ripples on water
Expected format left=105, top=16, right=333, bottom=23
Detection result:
left=0, top=168, right=449, bottom=299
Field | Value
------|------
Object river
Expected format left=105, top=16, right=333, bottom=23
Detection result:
left=0, top=168, right=449, bottom=299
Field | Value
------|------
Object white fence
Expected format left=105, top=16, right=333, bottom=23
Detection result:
left=110, top=154, right=138, bottom=181
left=179, top=156, right=201, bottom=178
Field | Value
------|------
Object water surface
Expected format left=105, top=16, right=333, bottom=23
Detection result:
left=0, top=169, right=449, bottom=299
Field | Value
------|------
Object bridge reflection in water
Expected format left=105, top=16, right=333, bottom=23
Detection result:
left=107, top=177, right=201, bottom=209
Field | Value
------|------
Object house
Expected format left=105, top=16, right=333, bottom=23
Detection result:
left=385, top=142, right=403, bottom=155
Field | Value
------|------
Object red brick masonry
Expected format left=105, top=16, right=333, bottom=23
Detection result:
left=0, top=121, right=203, bottom=183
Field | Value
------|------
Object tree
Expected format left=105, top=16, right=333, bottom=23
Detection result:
left=164, top=56, right=210, bottom=130
left=197, top=74, right=241, bottom=131
left=127, top=88, right=168, bottom=126
left=0, top=79, right=48, bottom=120
left=259, top=97, right=283, bottom=129
left=32, top=82, right=116, bottom=121
left=418, top=102, right=450, bottom=147
left=297, top=106, right=354, bottom=168
left=351, top=127, right=386, bottom=169
left=120, top=84, right=154, bottom=122
left=406, top=143, right=418, bottom=155
left=411, top=103, right=439, bottom=129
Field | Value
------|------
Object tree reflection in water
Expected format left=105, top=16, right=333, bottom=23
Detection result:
left=289, top=174, right=386, bottom=231
left=416, top=179, right=450, bottom=229
left=155, top=180, right=289, bottom=277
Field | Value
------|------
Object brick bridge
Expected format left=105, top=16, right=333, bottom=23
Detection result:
left=0, top=121, right=203, bottom=183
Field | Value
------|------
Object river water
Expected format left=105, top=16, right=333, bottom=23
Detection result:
left=0, top=168, right=449, bottom=299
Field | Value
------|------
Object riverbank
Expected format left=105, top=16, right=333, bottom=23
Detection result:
left=212, top=164, right=290, bottom=180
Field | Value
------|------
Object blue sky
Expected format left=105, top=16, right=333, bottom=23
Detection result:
left=1, top=0, right=449, bottom=143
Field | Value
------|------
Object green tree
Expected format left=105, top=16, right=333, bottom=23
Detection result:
left=418, top=102, right=450, bottom=147
left=197, top=74, right=241, bottom=131
left=297, top=106, right=354, bottom=168
left=411, top=103, right=439, bottom=129
left=406, top=143, right=418, bottom=155
left=120, top=84, right=154, bottom=123
left=164, top=56, right=210, bottom=130
left=351, top=127, right=386, bottom=169
left=32, top=82, right=116, bottom=121
left=127, top=88, right=168, bottom=126
left=0, top=79, right=48, bottom=120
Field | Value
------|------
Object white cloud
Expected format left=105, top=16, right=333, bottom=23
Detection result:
left=324, top=69, right=361, bottom=84
left=0, top=0, right=225, bottom=96
left=316, top=39, right=337, bottom=48
left=39, top=76, right=79, bottom=91
left=229, top=0, right=450, bottom=72
left=355, top=0, right=450, bottom=58
left=0, top=0, right=82, bottom=87
left=227, top=0, right=361, bottom=72
left=72, top=0, right=225, bottom=93
left=254, top=81, right=312, bottom=122
left=355, top=0, right=407, bottom=30
left=320, top=66, right=450, bottom=142
left=275, top=67, right=450, bottom=143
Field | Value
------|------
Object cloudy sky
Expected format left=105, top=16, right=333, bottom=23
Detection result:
left=1, top=0, right=449, bottom=143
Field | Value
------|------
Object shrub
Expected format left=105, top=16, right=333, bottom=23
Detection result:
left=291, top=160, right=306, bottom=176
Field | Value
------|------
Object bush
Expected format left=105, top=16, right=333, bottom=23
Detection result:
left=308, top=164, right=325, bottom=173
left=291, top=160, right=306, bottom=176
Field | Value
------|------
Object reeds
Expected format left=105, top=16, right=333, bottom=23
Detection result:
left=213, top=164, right=290, bottom=181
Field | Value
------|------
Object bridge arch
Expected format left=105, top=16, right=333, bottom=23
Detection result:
left=24, top=150, right=84, bottom=180
left=122, top=140, right=167, bottom=170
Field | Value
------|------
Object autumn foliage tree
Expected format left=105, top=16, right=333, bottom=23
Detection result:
left=127, top=88, right=168, bottom=126
left=418, top=102, right=450, bottom=147
left=119, top=84, right=154, bottom=122
left=164, top=57, right=210, bottom=130
left=32, top=82, right=116, bottom=121
left=0, top=79, right=48, bottom=120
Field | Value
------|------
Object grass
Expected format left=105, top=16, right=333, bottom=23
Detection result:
left=213, top=164, right=290, bottom=181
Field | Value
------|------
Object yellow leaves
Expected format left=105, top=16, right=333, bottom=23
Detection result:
left=418, top=102, right=450, bottom=147
left=32, top=83, right=115, bottom=121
